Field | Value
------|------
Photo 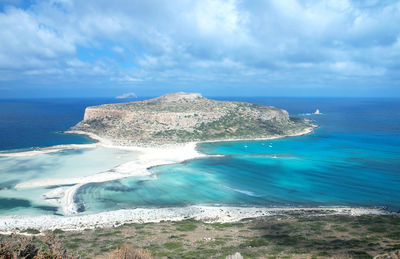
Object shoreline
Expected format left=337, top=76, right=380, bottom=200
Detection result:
left=65, top=125, right=317, bottom=147
left=13, top=141, right=204, bottom=215
left=0, top=206, right=387, bottom=233
left=0, top=142, right=100, bottom=157
left=0, top=126, right=319, bottom=230
left=198, top=126, right=316, bottom=144
left=14, top=127, right=317, bottom=215
left=0, top=126, right=316, bottom=156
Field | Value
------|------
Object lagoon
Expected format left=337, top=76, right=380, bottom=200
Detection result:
left=0, top=97, right=399, bottom=216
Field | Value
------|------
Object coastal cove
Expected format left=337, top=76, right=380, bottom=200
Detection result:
left=0, top=97, right=399, bottom=231
left=2, top=2, right=400, bottom=256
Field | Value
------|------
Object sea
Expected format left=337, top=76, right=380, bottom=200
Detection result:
left=0, top=97, right=399, bottom=215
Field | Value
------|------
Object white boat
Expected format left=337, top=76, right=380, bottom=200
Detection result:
left=314, top=109, right=321, bottom=115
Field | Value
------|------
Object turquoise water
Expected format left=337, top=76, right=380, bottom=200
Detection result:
left=75, top=98, right=400, bottom=213
left=0, top=147, right=139, bottom=215
left=0, top=98, right=399, bottom=215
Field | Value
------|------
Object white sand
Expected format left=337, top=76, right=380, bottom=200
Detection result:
left=0, top=143, right=99, bottom=157
left=13, top=140, right=204, bottom=215
left=0, top=206, right=385, bottom=232
left=12, top=128, right=314, bottom=216
left=64, top=130, right=113, bottom=145
left=0, top=127, right=331, bottom=231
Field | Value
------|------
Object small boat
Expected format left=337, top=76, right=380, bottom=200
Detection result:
left=314, top=109, right=321, bottom=115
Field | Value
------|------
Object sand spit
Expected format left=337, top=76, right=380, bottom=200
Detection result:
left=0, top=143, right=99, bottom=157
left=12, top=128, right=315, bottom=216
left=13, top=140, right=204, bottom=215
left=0, top=206, right=385, bottom=233
left=1, top=127, right=321, bottom=228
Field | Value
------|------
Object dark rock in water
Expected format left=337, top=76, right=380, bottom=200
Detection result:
left=45, top=183, right=76, bottom=189
left=0, top=180, right=19, bottom=189
left=76, top=203, right=85, bottom=213
left=33, top=205, right=58, bottom=212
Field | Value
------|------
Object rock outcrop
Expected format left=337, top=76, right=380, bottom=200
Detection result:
left=72, top=92, right=313, bottom=145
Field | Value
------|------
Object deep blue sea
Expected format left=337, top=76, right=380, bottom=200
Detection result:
left=1, top=97, right=400, bottom=215
left=0, top=98, right=146, bottom=151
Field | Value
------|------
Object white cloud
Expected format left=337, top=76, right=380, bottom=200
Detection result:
left=0, top=6, right=75, bottom=70
left=112, top=46, right=124, bottom=54
left=137, top=55, right=158, bottom=68
left=111, top=76, right=143, bottom=82
left=191, top=0, right=244, bottom=35
left=0, top=0, right=399, bottom=91
left=330, top=61, right=385, bottom=76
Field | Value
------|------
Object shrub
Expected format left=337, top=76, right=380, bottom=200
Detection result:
left=52, top=229, right=64, bottom=235
left=107, top=244, right=152, bottom=259
left=163, top=242, right=183, bottom=250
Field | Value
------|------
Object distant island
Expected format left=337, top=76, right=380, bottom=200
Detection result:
left=71, top=92, right=314, bottom=145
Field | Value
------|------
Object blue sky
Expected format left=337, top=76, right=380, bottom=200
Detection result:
left=0, top=0, right=399, bottom=98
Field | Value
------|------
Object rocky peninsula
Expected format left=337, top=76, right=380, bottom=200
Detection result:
left=1, top=93, right=319, bottom=232
left=71, top=92, right=314, bottom=145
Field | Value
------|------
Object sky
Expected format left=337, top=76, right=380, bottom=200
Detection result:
left=0, top=0, right=399, bottom=98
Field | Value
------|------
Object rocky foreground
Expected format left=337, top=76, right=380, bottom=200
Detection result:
left=72, top=92, right=313, bottom=145
left=1, top=213, right=399, bottom=258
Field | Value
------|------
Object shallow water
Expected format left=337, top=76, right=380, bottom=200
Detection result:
left=0, top=147, right=139, bottom=215
left=76, top=133, right=400, bottom=213
left=75, top=98, right=400, bottom=213
left=1, top=97, right=399, bottom=215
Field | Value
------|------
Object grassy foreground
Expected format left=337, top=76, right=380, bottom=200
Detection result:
left=1, top=212, right=399, bottom=258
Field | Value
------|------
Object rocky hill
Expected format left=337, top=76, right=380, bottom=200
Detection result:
left=71, top=92, right=313, bottom=145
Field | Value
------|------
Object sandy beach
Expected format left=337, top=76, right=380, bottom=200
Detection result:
left=0, top=127, right=335, bottom=232
left=8, top=128, right=315, bottom=215
left=0, top=206, right=385, bottom=233
left=0, top=143, right=100, bottom=157
left=12, top=140, right=204, bottom=215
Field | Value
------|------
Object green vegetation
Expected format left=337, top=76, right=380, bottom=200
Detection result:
left=52, top=229, right=64, bottom=234
left=174, top=219, right=198, bottom=232
left=1, top=213, right=399, bottom=258
left=163, top=241, right=183, bottom=250
left=73, top=93, right=313, bottom=145
left=20, top=228, right=40, bottom=235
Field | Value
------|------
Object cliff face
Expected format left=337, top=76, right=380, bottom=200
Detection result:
left=72, top=92, right=312, bottom=145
